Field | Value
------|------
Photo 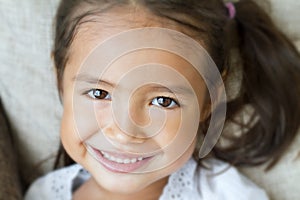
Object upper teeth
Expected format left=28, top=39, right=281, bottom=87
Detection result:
left=101, top=151, right=144, bottom=164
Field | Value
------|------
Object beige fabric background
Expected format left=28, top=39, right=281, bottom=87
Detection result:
left=0, top=0, right=299, bottom=199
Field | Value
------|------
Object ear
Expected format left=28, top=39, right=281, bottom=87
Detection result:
left=199, top=68, right=228, bottom=122
left=199, top=94, right=211, bottom=122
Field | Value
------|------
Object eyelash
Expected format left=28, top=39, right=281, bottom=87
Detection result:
left=84, top=89, right=180, bottom=109
left=85, top=89, right=111, bottom=100
left=150, top=96, right=179, bottom=109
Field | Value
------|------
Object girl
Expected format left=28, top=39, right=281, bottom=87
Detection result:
left=25, top=0, right=300, bottom=199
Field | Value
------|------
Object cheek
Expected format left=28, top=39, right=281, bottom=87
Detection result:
left=68, top=76, right=112, bottom=140
left=60, top=103, right=87, bottom=163
left=153, top=105, right=199, bottom=160
left=94, top=103, right=113, bottom=127
left=151, top=110, right=181, bottom=147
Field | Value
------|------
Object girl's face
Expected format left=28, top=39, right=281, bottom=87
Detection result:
left=60, top=8, right=209, bottom=195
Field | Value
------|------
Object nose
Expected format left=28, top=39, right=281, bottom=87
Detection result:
left=102, top=123, right=146, bottom=145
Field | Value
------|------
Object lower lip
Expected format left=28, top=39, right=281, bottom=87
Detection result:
left=90, top=148, right=153, bottom=173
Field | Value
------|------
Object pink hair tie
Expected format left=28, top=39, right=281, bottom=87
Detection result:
left=225, top=2, right=236, bottom=19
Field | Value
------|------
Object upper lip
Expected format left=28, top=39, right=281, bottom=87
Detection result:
left=89, top=146, right=157, bottom=159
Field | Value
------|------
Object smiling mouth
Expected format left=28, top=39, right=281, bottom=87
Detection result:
left=100, top=150, right=145, bottom=164
left=87, top=146, right=154, bottom=173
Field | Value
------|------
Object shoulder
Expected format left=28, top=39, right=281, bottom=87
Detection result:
left=198, top=158, right=269, bottom=200
left=160, top=158, right=268, bottom=200
left=24, top=164, right=88, bottom=200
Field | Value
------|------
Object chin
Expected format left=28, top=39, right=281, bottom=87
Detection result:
left=94, top=172, right=152, bottom=194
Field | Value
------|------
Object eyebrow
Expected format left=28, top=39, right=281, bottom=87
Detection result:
left=151, top=85, right=194, bottom=96
left=73, top=74, right=115, bottom=87
left=73, top=74, right=195, bottom=95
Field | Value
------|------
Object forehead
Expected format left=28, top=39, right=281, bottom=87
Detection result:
left=66, top=6, right=201, bottom=67
left=63, top=7, right=209, bottom=94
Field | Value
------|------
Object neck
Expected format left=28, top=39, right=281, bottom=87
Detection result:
left=73, top=176, right=169, bottom=200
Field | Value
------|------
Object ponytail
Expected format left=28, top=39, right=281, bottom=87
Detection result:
left=214, top=0, right=300, bottom=169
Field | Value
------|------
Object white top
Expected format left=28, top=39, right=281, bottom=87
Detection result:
left=24, top=158, right=269, bottom=200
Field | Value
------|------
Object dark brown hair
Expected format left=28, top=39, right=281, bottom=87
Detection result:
left=53, top=0, right=300, bottom=170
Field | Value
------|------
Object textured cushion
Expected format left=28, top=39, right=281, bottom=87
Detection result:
left=0, top=0, right=61, bottom=187
left=266, top=0, right=300, bottom=41
left=0, top=0, right=299, bottom=199
left=241, top=132, right=300, bottom=200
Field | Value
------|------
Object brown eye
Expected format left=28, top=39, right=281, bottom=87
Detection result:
left=151, top=97, right=179, bottom=108
left=87, top=89, right=111, bottom=100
